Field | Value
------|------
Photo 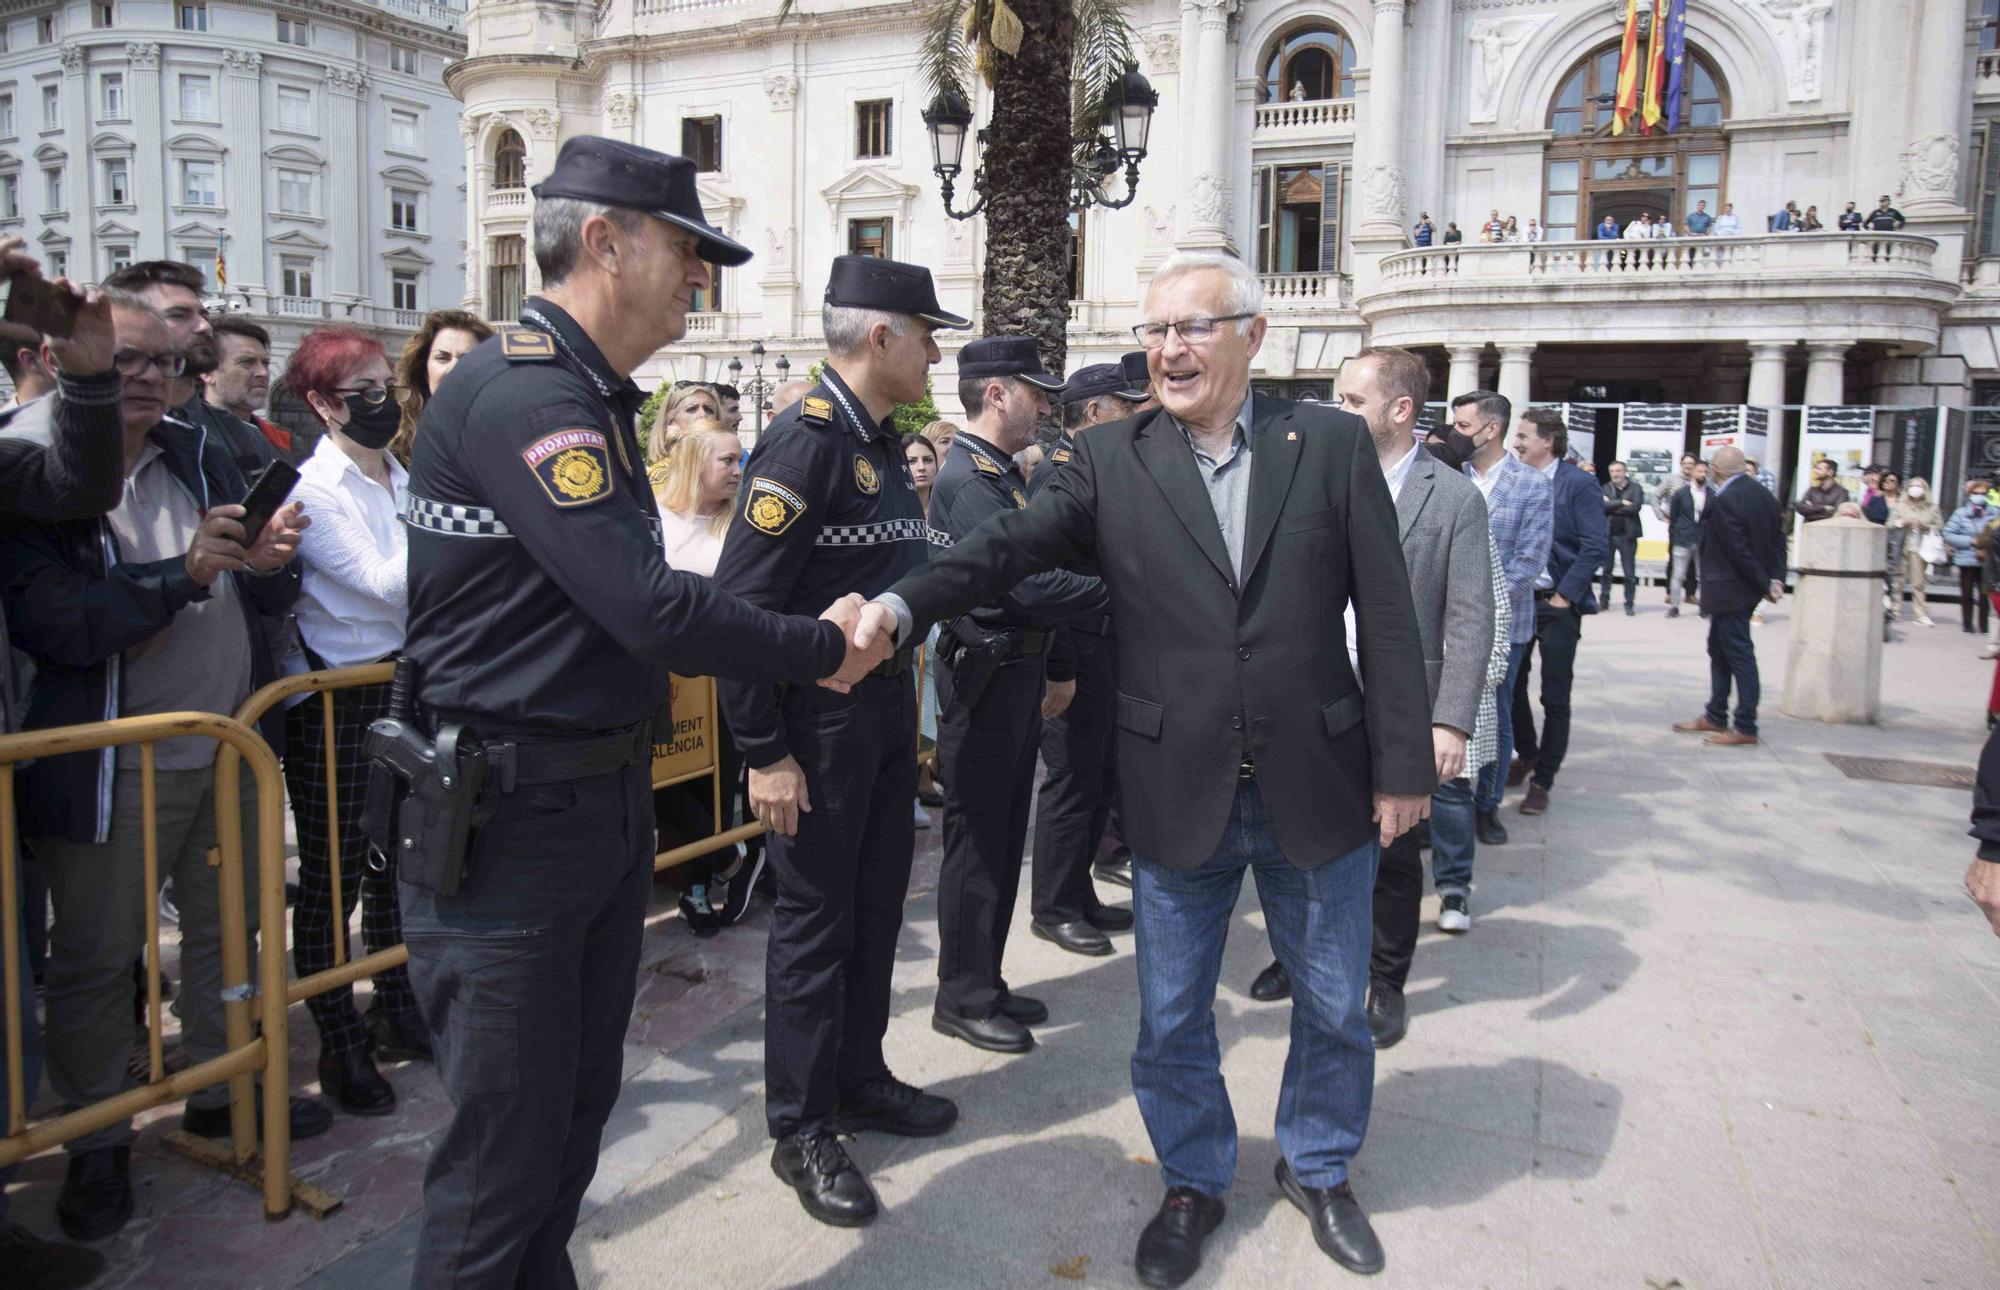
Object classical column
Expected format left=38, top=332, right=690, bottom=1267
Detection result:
left=460, top=113, right=482, bottom=310
left=325, top=67, right=366, bottom=303
left=522, top=107, right=561, bottom=295
left=58, top=44, right=95, bottom=274
left=126, top=42, right=164, bottom=263
left=1446, top=344, right=1483, bottom=401
left=1748, top=341, right=1791, bottom=471
left=1355, top=0, right=1408, bottom=240
left=1497, top=343, right=1535, bottom=412
left=221, top=51, right=265, bottom=297
left=1178, top=0, right=1235, bottom=250
left=760, top=69, right=801, bottom=336
left=1803, top=341, right=1851, bottom=406
left=1897, top=0, right=1968, bottom=218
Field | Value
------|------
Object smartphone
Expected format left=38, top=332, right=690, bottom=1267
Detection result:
left=3, top=272, right=79, bottom=339
left=236, top=460, right=301, bottom=548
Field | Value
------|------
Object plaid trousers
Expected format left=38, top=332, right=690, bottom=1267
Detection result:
left=284, top=679, right=415, bottom=1057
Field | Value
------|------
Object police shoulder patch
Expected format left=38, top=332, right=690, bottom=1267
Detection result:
left=744, top=476, right=807, bottom=536
left=522, top=428, right=614, bottom=507
left=853, top=454, right=880, bottom=495
left=972, top=454, right=1003, bottom=476
left=1050, top=448, right=1073, bottom=465
left=1012, top=488, right=1028, bottom=509
left=500, top=330, right=556, bottom=361
left=801, top=396, right=835, bottom=426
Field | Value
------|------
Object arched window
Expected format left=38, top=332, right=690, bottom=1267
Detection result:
left=1540, top=41, right=1728, bottom=240
left=493, top=128, right=525, bottom=190
left=1260, top=24, right=1357, bottom=104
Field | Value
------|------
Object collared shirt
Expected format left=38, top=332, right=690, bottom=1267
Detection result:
left=293, top=431, right=408, bottom=668
left=109, top=440, right=253, bottom=768
left=1380, top=439, right=1419, bottom=502
left=1171, top=392, right=1256, bottom=580
left=1345, top=440, right=1422, bottom=680
left=1533, top=455, right=1561, bottom=588
left=1713, top=213, right=1742, bottom=235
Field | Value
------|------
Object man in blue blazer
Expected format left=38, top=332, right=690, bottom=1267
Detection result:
left=1508, top=409, right=1610, bottom=816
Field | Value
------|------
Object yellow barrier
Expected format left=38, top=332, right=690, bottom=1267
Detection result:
left=652, top=673, right=766, bottom=871
left=0, top=712, right=285, bottom=1214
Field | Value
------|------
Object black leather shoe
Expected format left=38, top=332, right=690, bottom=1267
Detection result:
left=771, top=1130, right=878, bottom=1227
left=56, top=1146, right=131, bottom=1242
left=1134, top=1186, right=1225, bottom=1288
left=1276, top=1158, right=1385, bottom=1275
left=367, top=1003, right=433, bottom=1062
left=182, top=1092, right=333, bottom=1142
left=319, top=1048, right=396, bottom=1116
left=1092, top=855, right=1134, bottom=889
left=1031, top=918, right=1112, bottom=957
left=931, top=1006, right=1034, bottom=1053
left=1085, top=904, right=1135, bottom=932
left=1367, top=983, right=1408, bottom=1050
left=1249, top=959, right=1292, bottom=1002
left=1475, top=809, right=1509, bottom=846
left=997, top=989, right=1049, bottom=1026
left=834, top=1073, right=958, bottom=1137
left=0, top=1219, right=107, bottom=1286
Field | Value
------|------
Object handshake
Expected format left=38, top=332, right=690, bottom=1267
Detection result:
left=816, top=594, right=905, bottom=691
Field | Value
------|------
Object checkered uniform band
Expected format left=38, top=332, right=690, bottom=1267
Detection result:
left=926, top=526, right=955, bottom=549
left=406, top=496, right=513, bottom=538
left=814, top=517, right=930, bottom=548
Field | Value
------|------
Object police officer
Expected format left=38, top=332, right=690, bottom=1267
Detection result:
left=397, top=137, right=870, bottom=1288
left=928, top=336, right=1107, bottom=1054
left=714, top=254, right=967, bottom=1228
left=1864, top=194, right=1906, bottom=231
left=1025, top=359, right=1150, bottom=956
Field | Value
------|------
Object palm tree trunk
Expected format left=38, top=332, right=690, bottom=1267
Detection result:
left=980, top=0, right=1074, bottom=374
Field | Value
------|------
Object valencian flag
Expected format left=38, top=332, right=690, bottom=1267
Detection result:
left=1641, top=0, right=1669, bottom=133
left=1611, top=0, right=1642, bottom=136
left=215, top=248, right=227, bottom=289
left=1660, top=0, right=1691, bottom=134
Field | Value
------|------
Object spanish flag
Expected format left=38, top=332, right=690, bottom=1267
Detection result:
left=215, top=248, right=227, bottom=288
left=1611, top=0, right=1641, bottom=136
left=1641, top=0, right=1669, bottom=134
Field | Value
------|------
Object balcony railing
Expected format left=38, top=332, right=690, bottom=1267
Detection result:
left=1252, top=98, right=1356, bottom=136
left=1260, top=271, right=1349, bottom=309
left=635, top=0, right=739, bottom=13
left=1376, top=233, right=1939, bottom=287
left=1980, top=51, right=2000, bottom=99
left=272, top=296, right=327, bottom=319
left=361, top=0, right=464, bottom=27
left=683, top=311, right=723, bottom=336
left=487, top=187, right=528, bottom=217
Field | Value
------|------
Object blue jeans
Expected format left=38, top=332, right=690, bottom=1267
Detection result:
left=1130, top=780, right=1378, bottom=1195
left=1704, top=608, right=1760, bottom=736
left=1428, top=777, right=1477, bottom=897
left=1476, top=640, right=1533, bottom=813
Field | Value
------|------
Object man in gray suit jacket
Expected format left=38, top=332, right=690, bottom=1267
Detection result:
left=1248, top=348, right=1495, bottom=1048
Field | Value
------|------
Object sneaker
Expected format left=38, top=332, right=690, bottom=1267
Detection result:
left=1666, top=607, right=1679, bottom=618
left=679, top=884, right=720, bottom=938
left=1917, top=613, right=1935, bottom=627
left=719, top=847, right=765, bottom=926
left=1438, top=892, right=1471, bottom=933
left=158, top=881, right=179, bottom=926
left=913, top=799, right=930, bottom=828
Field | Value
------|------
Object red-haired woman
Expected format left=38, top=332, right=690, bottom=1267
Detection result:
left=280, top=325, right=429, bottom=1116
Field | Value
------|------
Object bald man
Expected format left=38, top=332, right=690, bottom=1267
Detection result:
left=1671, top=446, right=1784, bottom=747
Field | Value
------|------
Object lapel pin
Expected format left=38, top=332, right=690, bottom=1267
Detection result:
left=1286, top=431, right=1297, bottom=441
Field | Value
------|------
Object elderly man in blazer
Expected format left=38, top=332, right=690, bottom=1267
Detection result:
left=1674, top=446, right=1784, bottom=745
left=852, top=252, right=1433, bottom=1286
left=1245, top=347, right=1494, bottom=1049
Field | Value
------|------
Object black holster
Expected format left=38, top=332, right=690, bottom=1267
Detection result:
left=941, top=616, right=1013, bottom=713
left=362, top=718, right=492, bottom=898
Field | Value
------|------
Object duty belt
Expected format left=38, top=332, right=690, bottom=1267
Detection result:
left=1070, top=614, right=1115, bottom=636
left=477, top=721, right=654, bottom=792
left=872, top=647, right=916, bottom=678
left=1013, top=628, right=1055, bottom=656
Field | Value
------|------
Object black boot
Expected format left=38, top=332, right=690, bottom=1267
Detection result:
left=367, top=1002, right=433, bottom=1062
left=772, top=1129, right=878, bottom=1227
left=319, top=1047, right=396, bottom=1116
left=56, top=1146, right=132, bottom=1242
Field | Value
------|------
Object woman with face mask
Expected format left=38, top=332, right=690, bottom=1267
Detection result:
left=279, top=325, right=430, bottom=1117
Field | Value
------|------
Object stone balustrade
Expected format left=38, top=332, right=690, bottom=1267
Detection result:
left=486, top=188, right=528, bottom=218
left=1980, top=51, right=2000, bottom=100
left=1259, top=271, right=1348, bottom=309
left=1252, top=98, right=1357, bottom=137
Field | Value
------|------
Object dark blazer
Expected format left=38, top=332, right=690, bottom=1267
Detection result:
left=1698, top=474, right=1785, bottom=616
left=1547, top=460, right=1613, bottom=612
left=1667, top=482, right=1707, bottom=548
left=885, top=394, right=1434, bottom=871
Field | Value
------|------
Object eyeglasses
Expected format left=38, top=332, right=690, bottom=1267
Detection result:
left=1131, top=314, right=1255, bottom=349
left=332, top=384, right=401, bottom=406
left=112, top=348, right=187, bottom=378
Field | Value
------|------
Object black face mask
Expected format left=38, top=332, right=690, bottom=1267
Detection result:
left=1427, top=428, right=1478, bottom=472
left=340, top=393, right=400, bottom=450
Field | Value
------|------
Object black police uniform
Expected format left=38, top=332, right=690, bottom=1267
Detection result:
left=928, top=368, right=1106, bottom=1030
left=715, top=365, right=934, bottom=1140
left=398, top=137, right=844, bottom=1289
left=1864, top=204, right=1906, bottom=231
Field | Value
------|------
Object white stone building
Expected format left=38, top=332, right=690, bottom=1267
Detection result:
left=450, top=0, right=2000, bottom=482
left=0, top=0, right=468, bottom=358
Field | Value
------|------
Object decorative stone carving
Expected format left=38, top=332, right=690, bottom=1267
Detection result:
left=57, top=43, right=82, bottom=75
left=459, top=112, right=482, bottom=142
left=525, top=107, right=559, bottom=141
left=326, top=66, right=368, bottom=95
left=1144, top=204, right=1175, bottom=248
left=125, top=42, right=160, bottom=70
left=1466, top=17, right=1541, bottom=125
left=1898, top=132, right=1960, bottom=201
left=602, top=91, right=636, bottom=130
left=762, top=71, right=799, bottom=111
left=765, top=225, right=792, bottom=262
left=1144, top=32, right=1179, bottom=74
left=944, top=218, right=972, bottom=263
left=1748, top=0, right=1832, bottom=103
left=1186, top=0, right=1233, bottom=27
left=221, top=49, right=263, bottom=76
left=1359, top=161, right=1405, bottom=222
left=1189, top=173, right=1225, bottom=227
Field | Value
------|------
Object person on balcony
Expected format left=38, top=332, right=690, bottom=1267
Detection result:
left=1526, top=218, right=1546, bottom=243
left=1442, top=221, right=1464, bottom=244
left=1622, top=212, right=1654, bottom=240
left=1500, top=216, right=1522, bottom=242
left=1769, top=201, right=1801, bottom=231
left=1595, top=213, right=1621, bottom=239
left=1837, top=201, right=1864, bottom=231
left=1481, top=210, right=1505, bottom=241
left=1713, top=203, right=1743, bottom=235
left=1412, top=213, right=1434, bottom=247
left=1685, top=200, right=1714, bottom=235
left=1800, top=205, right=1824, bottom=232
left=1865, top=195, right=1906, bottom=231
left=1652, top=215, right=1676, bottom=238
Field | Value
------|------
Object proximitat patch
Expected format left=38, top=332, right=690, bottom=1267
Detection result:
left=744, top=476, right=807, bottom=536
left=522, top=428, right=613, bottom=507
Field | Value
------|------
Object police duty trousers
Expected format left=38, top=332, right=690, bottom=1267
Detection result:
left=1030, top=625, right=1117, bottom=926
left=935, top=653, right=1046, bottom=1020
left=764, top=672, right=918, bottom=1139
left=399, top=763, right=652, bottom=1290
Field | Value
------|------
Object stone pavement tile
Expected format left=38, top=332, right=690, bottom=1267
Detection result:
left=1361, top=1224, right=1532, bottom=1290
left=1372, top=1048, right=1543, bottom=1145
left=767, top=1224, right=1050, bottom=1290
left=1531, top=1062, right=1708, bottom=1161
left=1847, top=993, right=2000, bottom=1078
left=1819, top=944, right=2000, bottom=1018
left=1931, top=1133, right=2000, bottom=1238
left=1727, top=1101, right=1966, bottom=1220
left=1528, top=1141, right=1772, bottom=1290
left=1898, top=1063, right=2000, bottom=1150
left=1757, top=1200, right=1998, bottom=1290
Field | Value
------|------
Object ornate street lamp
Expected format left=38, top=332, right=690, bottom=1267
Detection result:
left=922, top=89, right=987, bottom=220
left=922, top=65, right=1159, bottom=220
left=731, top=341, right=788, bottom=438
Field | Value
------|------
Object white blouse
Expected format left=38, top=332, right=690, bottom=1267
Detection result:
left=658, top=506, right=726, bottom=578
left=292, top=433, right=409, bottom=667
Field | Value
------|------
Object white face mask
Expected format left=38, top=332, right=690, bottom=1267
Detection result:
left=1910, top=487, right=1927, bottom=499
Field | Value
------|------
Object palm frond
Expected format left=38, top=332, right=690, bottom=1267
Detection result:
left=919, top=0, right=974, bottom=101
left=1070, top=0, right=1137, bottom=137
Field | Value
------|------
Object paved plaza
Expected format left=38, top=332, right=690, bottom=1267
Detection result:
left=7, top=599, right=1999, bottom=1288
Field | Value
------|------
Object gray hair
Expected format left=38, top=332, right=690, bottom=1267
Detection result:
left=103, top=288, right=166, bottom=322
left=822, top=305, right=909, bottom=357
left=1147, top=251, right=1264, bottom=334
left=533, top=197, right=646, bottom=286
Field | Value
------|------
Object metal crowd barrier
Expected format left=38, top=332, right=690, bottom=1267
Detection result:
left=0, top=712, right=288, bottom=1214
left=652, top=673, right=765, bottom=870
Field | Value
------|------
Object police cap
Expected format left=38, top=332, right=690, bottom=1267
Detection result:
left=1119, top=350, right=1152, bottom=399
left=532, top=135, right=753, bottom=267
left=824, top=255, right=971, bottom=329
left=1063, top=361, right=1150, bottom=406
left=958, top=335, right=1063, bottom=392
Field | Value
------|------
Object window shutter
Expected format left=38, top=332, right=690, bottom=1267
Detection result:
left=1255, top=166, right=1273, bottom=273
left=1320, top=163, right=1343, bottom=274
left=1981, top=125, right=2000, bottom=257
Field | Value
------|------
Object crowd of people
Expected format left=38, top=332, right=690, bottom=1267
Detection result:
left=1412, top=194, right=1908, bottom=246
